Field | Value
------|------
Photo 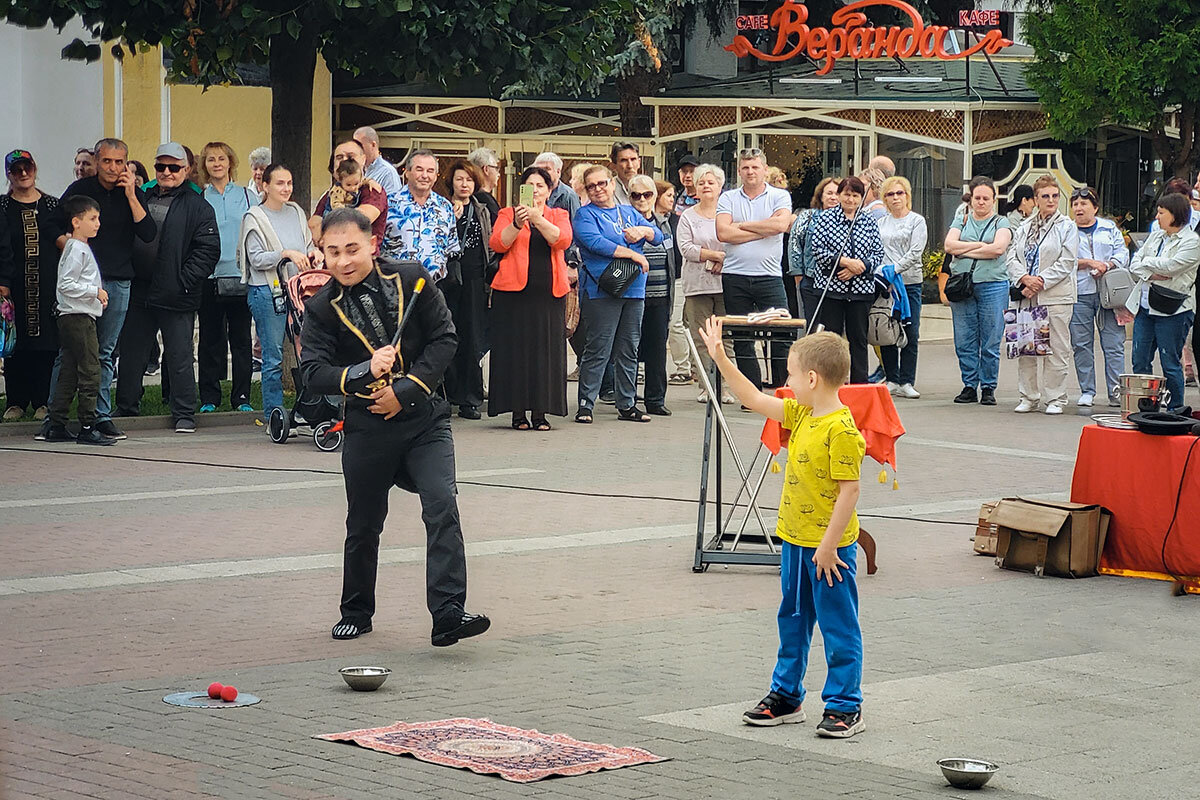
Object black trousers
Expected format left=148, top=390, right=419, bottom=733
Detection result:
left=814, top=297, right=872, bottom=384
left=783, top=274, right=800, bottom=320
left=3, top=349, right=55, bottom=411
left=339, top=397, right=468, bottom=626
left=721, top=273, right=791, bottom=388
left=50, top=314, right=99, bottom=427
left=116, top=304, right=197, bottom=422
left=799, top=277, right=822, bottom=326
left=197, top=279, right=253, bottom=408
left=639, top=300, right=671, bottom=406
left=440, top=275, right=486, bottom=410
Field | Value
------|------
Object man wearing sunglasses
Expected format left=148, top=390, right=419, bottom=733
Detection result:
left=114, top=143, right=219, bottom=434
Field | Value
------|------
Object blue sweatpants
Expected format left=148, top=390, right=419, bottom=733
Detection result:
left=770, top=540, right=864, bottom=713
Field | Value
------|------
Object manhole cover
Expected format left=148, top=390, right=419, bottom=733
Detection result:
left=163, top=691, right=261, bottom=708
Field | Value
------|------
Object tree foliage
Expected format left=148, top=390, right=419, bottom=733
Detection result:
left=1023, top=0, right=1200, bottom=177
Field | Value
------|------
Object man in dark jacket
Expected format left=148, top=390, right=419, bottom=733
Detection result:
left=300, top=207, right=490, bottom=645
left=115, top=143, right=219, bottom=433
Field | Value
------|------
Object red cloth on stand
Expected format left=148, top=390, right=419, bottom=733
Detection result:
left=1070, top=426, right=1200, bottom=588
left=760, top=384, right=905, bottom=468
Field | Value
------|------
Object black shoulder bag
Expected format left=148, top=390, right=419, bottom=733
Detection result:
left=943, top=215, right=997, bottom=303
left=594, top=207, right=643, bottom=298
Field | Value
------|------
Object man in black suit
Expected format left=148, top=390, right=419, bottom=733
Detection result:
left=300, top=207, right=490, bottom=645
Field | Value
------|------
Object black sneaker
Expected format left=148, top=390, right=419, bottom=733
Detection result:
left=816, top=709, right=865, bottom=738
left=95, top=420, right=127, bottom=440
left=41, top=424, right=74, bottom=442
left=742, top=692, right=805, bottom=726
left=175, top=419, right=196, bottom=434
left=953, top=386, right=977, bottom=404
left=646, top=405, right=672, bottom=416
left=598, top=392, right=617, bottom=405
left=980, top=387, right=996, bottom=406
left=33, top=418, right=52, bottom=441
left=457, top=405, right=481, bottom=420
left=77, top=426, right=116, bottom=446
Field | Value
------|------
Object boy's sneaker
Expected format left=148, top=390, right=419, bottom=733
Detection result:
left=77, top=426, right=116, bottom=446
left=816, top=709, right=866, bottom=738
left=742, top=692, right=805, bottom=726
left=95, top=420, right=127, bottom=440
left=41, top=424, right=74, bottom=443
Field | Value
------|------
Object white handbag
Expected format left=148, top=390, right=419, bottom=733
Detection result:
left=1097, top=268, right=1134, bottom=310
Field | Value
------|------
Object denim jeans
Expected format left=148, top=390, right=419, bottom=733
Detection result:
left=950, top=280, right=1008, bottom=390
left=722, top=273, right=790, bottom=387
left=880, top=284, right=923, bottom=386
left=247, top=284, right=286, bottom=420
left=1133, top=308, right=1194, bottom=412
left=578, top=295, right=643, bottom=411
left=770, top=541, right=863, bottom=713
left=1070, top=292, right=1126, bottom=400
left=49, top=278, right=131, bottom=422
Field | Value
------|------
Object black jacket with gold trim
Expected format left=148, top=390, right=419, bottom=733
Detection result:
left=299, top=259, right=456, bottom=413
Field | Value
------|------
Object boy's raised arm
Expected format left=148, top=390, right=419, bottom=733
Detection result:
left=697, top=317, right=786, bottom=422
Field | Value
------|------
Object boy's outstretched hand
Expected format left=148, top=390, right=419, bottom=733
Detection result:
left=813, top=544, right=848, bottom=587
left=697, top=316, right=726, bottom=361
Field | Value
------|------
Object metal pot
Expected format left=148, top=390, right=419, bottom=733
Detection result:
left=1117, top=373, right=1170, bottom=420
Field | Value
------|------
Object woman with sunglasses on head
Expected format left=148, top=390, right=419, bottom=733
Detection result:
left=1006, top=174, right=1078, bottom=415
left=877, top=176, right=928, bottom=399
left=0, top=150, right=61, bottom=421
left=571, top=164, right=661, bottom=423
left=1068, top=186, right=1128, bottom=408
left=629, top=175, right=676, bottom=415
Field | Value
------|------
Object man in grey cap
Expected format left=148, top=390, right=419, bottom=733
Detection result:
left=115, top=143, right=220, bottom=433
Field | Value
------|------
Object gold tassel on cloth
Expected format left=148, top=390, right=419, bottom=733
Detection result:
left=771, top=460, right=782, bottom=474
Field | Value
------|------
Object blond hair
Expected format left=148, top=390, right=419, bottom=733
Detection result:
left=879, top=176, right=912, bottom=211
left=857, top=167, right=885, bottom=197
left=766, top=166, right=788, bottom=188
left=198, top=141, right=238, bottom=185
left=1032, top=173, right=1059, bottom=194
left=789, top=332, right=850, bottom=386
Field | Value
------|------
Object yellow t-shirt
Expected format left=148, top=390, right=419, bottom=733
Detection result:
left=776, top=399, right=866, bottom=548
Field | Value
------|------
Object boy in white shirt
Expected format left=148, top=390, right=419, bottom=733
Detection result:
left=45, top=195, right=112, bottom=445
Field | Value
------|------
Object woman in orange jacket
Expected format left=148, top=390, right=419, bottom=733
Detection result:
left=487, top=166, right=573, bottom=430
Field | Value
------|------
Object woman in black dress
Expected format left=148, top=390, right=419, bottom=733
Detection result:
left=441, top=159, right=493, bottom=420
left=486, top=166, right=573, bottom=430
left=0, top=150, right=60, bottom=421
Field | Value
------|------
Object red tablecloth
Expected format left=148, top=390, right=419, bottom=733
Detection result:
left=760, top=384, right=905, bottom=468
left=1070, top=426, right=1200, bottom=590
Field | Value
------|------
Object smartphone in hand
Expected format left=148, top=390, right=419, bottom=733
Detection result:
left=519, top=184, right=534, bottom=207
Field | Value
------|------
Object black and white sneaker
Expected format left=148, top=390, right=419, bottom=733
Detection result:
left=742, top=692, right=805, bottom=726
left=816, top=709, right=865, bottom=738
left=40, top=424, right=75, bottom=443
left=95, top=420, right=127, bottom=440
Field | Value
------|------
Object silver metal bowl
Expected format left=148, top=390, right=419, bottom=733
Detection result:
left=937, top=758, right=999, bottom=789
left=339, top=666, right=391, bottom=692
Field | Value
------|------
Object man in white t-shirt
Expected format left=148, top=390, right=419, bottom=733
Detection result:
left=715, top=148, right=794, bottom=388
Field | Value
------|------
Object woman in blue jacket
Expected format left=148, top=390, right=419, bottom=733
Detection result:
left=572, top=165, right=662, bottom=423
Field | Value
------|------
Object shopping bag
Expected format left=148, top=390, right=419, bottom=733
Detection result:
left=1003, top=302, right=1050, bottom=359
left=0, top=297, right=15, bottom=358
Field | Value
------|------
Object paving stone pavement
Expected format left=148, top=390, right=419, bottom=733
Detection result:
left=1, top=341, right=1198, bottom=800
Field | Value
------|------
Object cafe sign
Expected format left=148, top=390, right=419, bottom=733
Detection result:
left=726, top=0, right=1013, bottom=75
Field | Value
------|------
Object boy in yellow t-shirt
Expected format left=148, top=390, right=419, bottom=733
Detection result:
left=699, top=320, right=867, bottom=738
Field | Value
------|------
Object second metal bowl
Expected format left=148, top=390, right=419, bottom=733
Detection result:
left=338, top=666, right=391, bottom=692
left=937, top=758, right=999, bottom=789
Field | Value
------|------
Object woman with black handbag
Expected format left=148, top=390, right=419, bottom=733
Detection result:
left=487, top=166, right=572, bottom=430
left=1127, top=192, right=1200, bottom=413
left=198, top=141, right=256, bottom=413
left=571, top=165, right=661, bottom=423
left=943, top=176, right=1013, bottom=406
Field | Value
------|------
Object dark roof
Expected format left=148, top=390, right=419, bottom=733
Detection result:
left=649, top=56, right=1037, bottom=104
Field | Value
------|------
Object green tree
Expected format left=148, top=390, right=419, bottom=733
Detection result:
left=0, top=0, right=631, bottom=207
left=1023, top=0, right=1200, bottom=179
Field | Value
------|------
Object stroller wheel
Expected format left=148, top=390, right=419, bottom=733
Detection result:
left=314, top=419, right=344, bottom=452
left=268, top=406, right=290, bottom=444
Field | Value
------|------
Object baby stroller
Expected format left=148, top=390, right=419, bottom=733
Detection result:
left=266, top=261, right=345, bottom=451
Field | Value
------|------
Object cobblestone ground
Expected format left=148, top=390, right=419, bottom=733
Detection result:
left=2, top=341, right=1198, bottom=800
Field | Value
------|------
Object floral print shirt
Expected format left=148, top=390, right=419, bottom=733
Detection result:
left=383, top=186, right=461, bottom=281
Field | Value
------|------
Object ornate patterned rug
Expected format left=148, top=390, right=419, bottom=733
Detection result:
left=315, top=718, right=668, bottom=783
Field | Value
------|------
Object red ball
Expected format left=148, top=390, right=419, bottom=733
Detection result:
left=220, top=685, right=238, bottom=702
left=207, top=683, right=224, bottom=699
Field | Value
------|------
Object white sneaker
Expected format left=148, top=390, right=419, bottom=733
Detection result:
left=1044, top=404, right=1064, bottom=415
left=886, top=382, right=900, bottom=395
left=1014, top=400, right=1037, bottom=413
left=897, top=383, right=921, bottom=399
left=721, top=392, right=737, bottom=405
left=697, top=390, right=709, bottom=404
left=1078, top=393, right=1094, bottom=407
